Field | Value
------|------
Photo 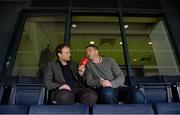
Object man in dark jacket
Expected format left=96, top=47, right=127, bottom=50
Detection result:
left=44, top=44, right=97, bottom=106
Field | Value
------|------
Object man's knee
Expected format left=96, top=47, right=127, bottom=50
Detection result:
left=100, top=87, right=116, bottom=98
left=99, top=87, right=118, bottom=104
left=80, top=90, right=98, bottom=106
left=52, top=89, right=75, bottom=105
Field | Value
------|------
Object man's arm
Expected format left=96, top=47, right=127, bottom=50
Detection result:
left=85, top=69, right=101, bottom=88
left=44, top=62, right=65, bottom=90
left=110, top=58, right=126, bottom=88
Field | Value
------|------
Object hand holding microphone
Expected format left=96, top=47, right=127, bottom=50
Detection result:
left=80, top=57, right=89, bottom=65
left=78, top=57, right=89, bottom=76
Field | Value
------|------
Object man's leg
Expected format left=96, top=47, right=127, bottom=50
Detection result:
left=97, top=87, right=118, bottom=104
left=51, top=89, right=75, bottom=105
left=117, top=87, right=145, bottom=104
left=73, top=88, right=98, bottom=107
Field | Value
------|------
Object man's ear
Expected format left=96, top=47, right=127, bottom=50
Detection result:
left=96, top=50, right=99, bottom=54
left=58, top=53, right=61, bottom=57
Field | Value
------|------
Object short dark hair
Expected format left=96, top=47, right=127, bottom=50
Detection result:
left=86, top=44, right=99, bottom=51
left=55, top=43, right=69, bottom=57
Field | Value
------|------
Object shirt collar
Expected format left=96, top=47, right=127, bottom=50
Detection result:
left=92, top=57, right=102, bottom=63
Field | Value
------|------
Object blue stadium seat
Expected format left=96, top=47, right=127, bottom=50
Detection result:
left=155, top=103, right=180, bottom=114
left=0, top=76, right=19, bottom=84
left=139, top=83, right=173, bottom=103
left=93, top=104, right=153, bottom=114
left=129, top=76, right=162, bottom=87
left=162, top=76, right=180, bottom=102
left=0, top=105, right=28, bottom=114
left=29, top=105, right=89, bottom=114
left=9, top=84, right=45, bottom=105
left=18, top=76, right=43, bottom=84
left=0, top=84, right=4, bottom=103
left=175, top=82, right=180, bottom=101
left=163, top=76, right=180, bottom=83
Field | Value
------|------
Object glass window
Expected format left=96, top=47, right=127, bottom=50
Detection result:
left=124, top=16, right=180, bottom=76
left=12, top=16, right=66, bottom=77
left=70, top=16, right=125, bottom=68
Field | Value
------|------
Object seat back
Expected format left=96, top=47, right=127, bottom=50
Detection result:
left=162, top=76, right=180, bottom=102
left=175, top=82, right=180, bottom=101
left=93, top=104, right=154, bottom=114
left=155, top=103, right=180, bottom=114
left=163, top=76, right=180, bottom=83
left=0, top=84, right=4, bottom=103
left=4, top=76, right=19, bottom=84
left=18, top=76, right=43, bottom=85
left=29, top=105, right=89, bottom=114
left=9, top=84, right=45, bottom=105
left=130, top=76, right=162, bottom=87
left=0, top=105, right=28, bottom=114
left=139, top=83, right=173, bottom=103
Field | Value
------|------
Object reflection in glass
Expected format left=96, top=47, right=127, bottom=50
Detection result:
left=70, top=16, right=125, bottom=65
left=124, top=17, right=180, bottom=76
left=12, top=16, right=66, bottom=77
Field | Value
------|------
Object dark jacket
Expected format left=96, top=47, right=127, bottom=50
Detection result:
left=44, top=60, right=85, bottom=90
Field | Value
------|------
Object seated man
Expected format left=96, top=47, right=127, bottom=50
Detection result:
left=44, top=44, right=97, bottom=106
left=80, top=45, right=145, bottom=104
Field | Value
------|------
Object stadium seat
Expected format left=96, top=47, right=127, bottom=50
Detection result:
left=2, top=76, right=19, bottom=84
left=155, top=103, right=180, bottom=114
left=0, top=84, right=4, bottom=103
left=162, top=76, right=180, bottom=83
left=93, top=104, right=154, bottom=114
left=139, top=83, right=173, bottom=103
left=175, top=82, right=180, bottom=101
left=129, top=76, right=162, bottom=87
left=29, top=105, right=89, bottom=114
left=9, top=84, right=45, bottom=105
left=0, top=105, right=28, bottom=114
left=18, top=76, right=43, bottom=84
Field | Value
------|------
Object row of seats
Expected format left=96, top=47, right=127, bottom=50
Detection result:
left=1, top=75, right=180, bottom=86
left=1, top=103, right=180, bottom=114
left=93, top=103, right=180, bottom=114
left=0, top=75, right=180, bottom=114
left=0, top=84, right=45, bottom=105
left=0, top=105, right=88, bottom=114
left=0, top=76, right=43, bottom=85
left=0, top=83, right=177, bottom=105
left=130, top=75, right=180, bottom=103
left=1, top=75, right=179, bottom=86
left=0, top=76, right=180, bottom=105
left=129, top=75, right=180, bottom=86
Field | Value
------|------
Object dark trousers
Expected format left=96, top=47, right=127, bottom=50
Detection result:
left=97, top=87, right=145, bottom=104
left=51, top=88, right=97, bottom=106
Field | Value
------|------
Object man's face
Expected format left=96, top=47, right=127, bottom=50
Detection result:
left=86, top=47, right=98, bottom=59
left=58, top=47, right=71, bottom=61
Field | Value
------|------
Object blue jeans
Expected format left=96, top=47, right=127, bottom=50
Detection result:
left=97, top=87, right=145, bottom=104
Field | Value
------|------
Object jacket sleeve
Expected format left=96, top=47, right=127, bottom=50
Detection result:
left=110, top=58, right=126, bottom=88
left=85, top=69, right=101, bottom=88
left=43, top=62, right=65, bottom=90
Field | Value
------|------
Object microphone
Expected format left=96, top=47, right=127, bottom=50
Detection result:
left=80, top=57, right=89, bottom=65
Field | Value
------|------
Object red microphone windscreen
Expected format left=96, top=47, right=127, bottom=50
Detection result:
left=80, top=57, right=89, bottom=65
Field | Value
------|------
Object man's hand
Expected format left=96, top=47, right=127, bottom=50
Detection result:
left=59, top=84, right=71, bottom=91
left=100, top=79, right=112, bottom=87
left=78, top=65, right=86, bottom=76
